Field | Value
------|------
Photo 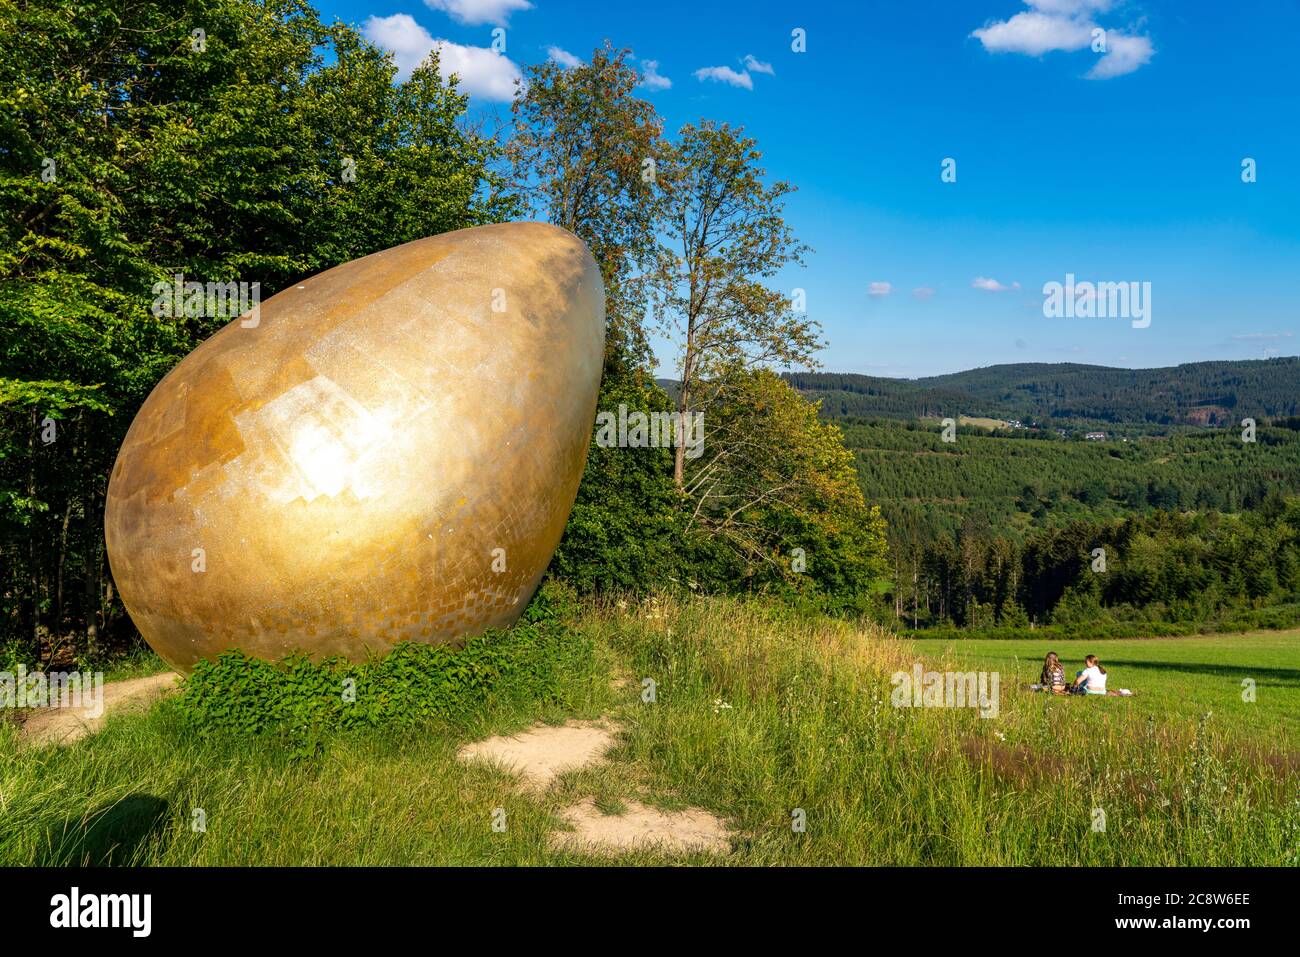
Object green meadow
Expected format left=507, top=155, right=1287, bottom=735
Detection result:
left=2, top=595, right=1296, bottom=867
left=910, top=631, right=1300, bottom=748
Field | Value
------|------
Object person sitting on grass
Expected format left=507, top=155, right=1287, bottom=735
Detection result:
left=1039, top=652, right=1067, bottom=694
left=1070, top=655, right=1134, bottom=696
left=1071, top=654, right=1107, bottom=695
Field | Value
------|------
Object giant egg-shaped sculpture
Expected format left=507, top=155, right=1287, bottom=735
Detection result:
left=105, top=222, right=605, bottom=672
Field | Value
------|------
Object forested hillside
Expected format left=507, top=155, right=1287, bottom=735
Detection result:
left=839, top=416, right=1300, bottom=634
left=841, top=418, right=1300, bottom=546
left=778, top=373, right=984, bottom=420
left=652, top=361, right=1300, bottom=634
left=894, top=501, right=1300, bottom=638
left=787, top=357, right=1300, bottom=426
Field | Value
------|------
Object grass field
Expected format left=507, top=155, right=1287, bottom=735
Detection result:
left=911, top=631, right=1300, bottom=748
left=2, top=596, right=1296, bottom=866
left=957, top=414, right=1011, bottom=431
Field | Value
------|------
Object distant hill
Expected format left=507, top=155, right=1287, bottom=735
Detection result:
left=779, top=373, right=991, bottom=421
left=654, top=378, right=681, bottom=403
left=783, top=357, right=1300, bottom=426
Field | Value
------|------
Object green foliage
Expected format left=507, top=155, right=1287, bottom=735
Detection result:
left=10, top=0, right=1289, bottom=663
left=0, top=0, right=510, bottom=662
left=653, top=121, right=818, bottom=388
left=785, top=372, right=989, bottom=421
left=509, top=42, right=662, bottom=369
left=550, top=362, right=688, bottom=592
left=898, top=502, right=1300, bottom=632
left=902, top=607, right=1300, bottom=641
left=689, top=370, right=890, bottom=610
left=551, top=367, right=891, bottom=614
left=176, top=585, right=598, bottom=753
left=6, top=593, right=1295, bottom=865
left=838, top=417, right=1300, bottom=549
left=652, top=120, right=819, bottom=490
left=830, top=411, right=1300, bottom=631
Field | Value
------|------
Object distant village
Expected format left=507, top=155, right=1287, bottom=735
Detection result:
left=988, top=417, right=1123, bottom=442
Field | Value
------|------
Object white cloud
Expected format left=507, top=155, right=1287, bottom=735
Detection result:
left=1087, top=32, right=1154, bottom=79
left=971, top=11, right=1092, bottom=55
left=913, top=287, right=936, bottom=300
left=363, top=14, right=521, bottom=100
left=694, top=65, right=753, bottom=90
left=868, top=282, right=892, bottom=297
left=971, top=1, right=1152, bottom=79
left=432, top=39, right=522, bottom=99
left=1232, top=332, right=1294, bottom=340
left=695, top=54, right=780, bottom=91
left=424, top=0, right=532, bottom=27
left=972, top=277, right=1019, bottom=292
left=365, top=14, right=438, bottom=78
left=640, top=59, right=671, bottom=91
left=547, top=45, right=583, bottom=69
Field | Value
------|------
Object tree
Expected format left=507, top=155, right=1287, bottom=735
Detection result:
left=652, top=121, right=821, bottom=487
left=683, top=370, right=888, bottom=601
left=508, top=43, right=696, bottom=589
left=508, top=42, right=663, bottom=372
left=0, top=0, right=507, bottom=663
left=549, top=374, right=685, bottom=592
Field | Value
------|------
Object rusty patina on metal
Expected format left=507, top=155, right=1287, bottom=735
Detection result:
left=105, top=222, right=605, bottom=672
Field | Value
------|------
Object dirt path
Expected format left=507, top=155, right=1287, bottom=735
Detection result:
left=457, top=719, right=619, bottom=791
left=17, top=672, right=180, bottom=747
left=457, top=717, right=732, bottom=856
left=552, top=798, right=732, bottom=855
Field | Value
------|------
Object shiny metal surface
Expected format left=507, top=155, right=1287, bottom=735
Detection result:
left=105, top=222, right=605, bottom=672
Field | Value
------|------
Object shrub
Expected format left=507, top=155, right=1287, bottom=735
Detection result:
left=175, top=584, right=599, bottom=752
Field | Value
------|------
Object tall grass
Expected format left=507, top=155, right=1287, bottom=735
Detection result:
left=580, top=594, right=1299, bottom=865
left=1, top=590, right=1294, bottom=865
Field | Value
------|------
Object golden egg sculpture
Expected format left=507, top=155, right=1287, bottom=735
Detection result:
left=105, top=222, right=605, bottom=673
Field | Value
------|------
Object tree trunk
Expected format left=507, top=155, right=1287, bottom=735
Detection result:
left=673, top=317, right=697, bottom=489
left=85, top=482, right=102, bottom=657
left=674, top=382, right=689, bottom=488
left=912, top=559, right=919, bottom=629
left=55, top=503, right=71, bottom=648
left=27, top=414, right=40, bottom=657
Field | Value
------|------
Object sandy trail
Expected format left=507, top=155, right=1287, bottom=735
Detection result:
left=457, top=719, right=620, bottom=791
left=457, top=717, right=732, bottom=856
left=551, top=798, right=732, bottom=855
left=16, top=672, right=180, bottom=747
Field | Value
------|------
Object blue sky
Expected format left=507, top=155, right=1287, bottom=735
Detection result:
left=318, top=0, right=1299, bottom=377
